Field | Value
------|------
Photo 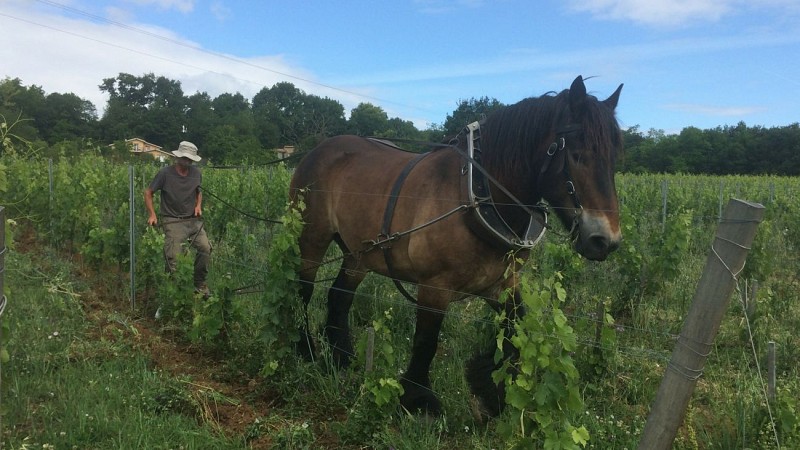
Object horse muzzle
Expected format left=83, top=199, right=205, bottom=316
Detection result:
left=573, top=213, right=621, bottom=261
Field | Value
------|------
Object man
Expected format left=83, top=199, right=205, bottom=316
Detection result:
left=144, top=141, right=212, bottom=314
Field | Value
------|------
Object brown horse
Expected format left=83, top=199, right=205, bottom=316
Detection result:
left=289, top=75, right=623, bottom=415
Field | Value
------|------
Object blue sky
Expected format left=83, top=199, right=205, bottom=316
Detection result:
left=2, top=0, right=800, bottom=134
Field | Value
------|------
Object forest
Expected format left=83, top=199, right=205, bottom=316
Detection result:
left=1, top=72, right=800, bottom=174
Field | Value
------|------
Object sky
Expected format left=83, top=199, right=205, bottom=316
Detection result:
left=2, top=0, right=800, bottom=135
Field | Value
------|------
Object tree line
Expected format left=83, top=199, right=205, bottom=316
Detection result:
left=1, top=73, right=798, bottom=174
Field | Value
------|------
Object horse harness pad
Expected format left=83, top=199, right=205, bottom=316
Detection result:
left=463, top=121, right=547, bottom=250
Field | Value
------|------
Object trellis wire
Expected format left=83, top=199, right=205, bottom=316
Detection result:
left=119, top=163, right=788, bottom=439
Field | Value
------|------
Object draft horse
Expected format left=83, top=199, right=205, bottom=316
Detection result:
left=289, top=75, right=624, bottom=416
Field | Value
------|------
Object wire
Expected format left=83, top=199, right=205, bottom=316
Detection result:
left=738, top=284, right=781, bottom=448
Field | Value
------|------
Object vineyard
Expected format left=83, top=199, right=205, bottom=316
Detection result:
left=2, top=149, right=799, bottom=449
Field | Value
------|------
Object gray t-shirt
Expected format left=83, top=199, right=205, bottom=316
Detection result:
left=149, top=165, right=202, bottom=218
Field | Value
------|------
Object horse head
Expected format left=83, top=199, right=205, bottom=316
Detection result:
left=540, top=75, right=623, bottom=261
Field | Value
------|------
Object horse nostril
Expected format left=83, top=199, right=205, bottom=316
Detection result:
left=589, top=234, right=619, bottom=253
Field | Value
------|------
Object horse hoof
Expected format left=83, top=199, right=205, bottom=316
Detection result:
left=296, top=333, right=316, bottom=362
left=465, top=353, right=504, bottom=417
left=331, top=349, right=352, bottom=370
left=400, top=378, right=442, bottom=416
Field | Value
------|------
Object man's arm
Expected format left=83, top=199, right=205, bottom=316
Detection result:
left=144, top=187, right=158, bottom=226
left=194, top=189, right=203, bottom=217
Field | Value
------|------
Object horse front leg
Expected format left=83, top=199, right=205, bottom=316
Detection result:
left=324, top=255, right=366, bottom=368
left=467, top=287, right=525, bottom=418
left=400, top=292, right=447, bottom=416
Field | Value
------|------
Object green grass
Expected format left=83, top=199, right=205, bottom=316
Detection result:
left=4, top=157, right=800, bottom=448
left=2, top=248, right=245, bottom=449
left=5, top=224, right=799, bottom=448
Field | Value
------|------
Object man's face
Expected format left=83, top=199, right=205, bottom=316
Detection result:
left=176, top=157, right=193, bottom=167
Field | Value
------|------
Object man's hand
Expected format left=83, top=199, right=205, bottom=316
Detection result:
left=148, top=214, right=158, bottom=226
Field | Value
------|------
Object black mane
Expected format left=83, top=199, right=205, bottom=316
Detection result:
left=480, top=89, right=622, bottom=185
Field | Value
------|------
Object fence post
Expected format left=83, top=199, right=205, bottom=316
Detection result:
left=129, top=165, right=136, bottom=310
left=0, top=206, right=6, bottom=437
left=48, top=159, right=54, bottom=237
left=365, top=327, right=375, bottom=373
left=661, top=179, right=668, bottom=233
left=768, top=341, right=776, bottom=402
left=637, top=199, right=765, bottom=450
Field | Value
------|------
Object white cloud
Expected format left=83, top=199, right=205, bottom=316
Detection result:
left=0, top=4, right=367, bottom=117
left=209, top=1, right=232, bottom=22
left=567, top=0, right=800, bottom=27
left=664, top=103, right=766, bottom=117
left=122, top=0, right=195, bottom=14
left=567, top=0, right=733, bottom=27
left=413, top=0, right=486, bottom=14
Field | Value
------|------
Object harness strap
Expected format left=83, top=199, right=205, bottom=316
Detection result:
left=537, top=128, right=584, bottom=211
left=379, top=151, right=432, bottom=304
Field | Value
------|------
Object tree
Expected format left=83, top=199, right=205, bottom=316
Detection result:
left=206, top=92, right=257, bottom=162
left=0, top=77, right=46, bottom=143
left=252, top=82, right=346, bottom=150
left=252, top=82, right=307, bottom=148
left=40, top=92, right=98, bottom=144
left=183, top=92, right=215, bottom=148
left=98, top=73, right=186, bottom=147
left=299, top=94, right=346, bottom=147
left=441, top=96, right=504, bottom=137
left=348, top=103, right=388, bottom=136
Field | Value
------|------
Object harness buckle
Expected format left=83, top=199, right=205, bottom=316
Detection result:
left=546, top=137, right=566, bottom=156
left=566, top=180, right=576, bottom=195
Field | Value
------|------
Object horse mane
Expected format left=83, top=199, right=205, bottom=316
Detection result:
left=480, top=89, right=622, bottom=187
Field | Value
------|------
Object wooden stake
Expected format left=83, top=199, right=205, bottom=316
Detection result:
left=768, top=341, right=776, bottom=402
left=638, top=199, right=765, bottom=450
left=365, top=327, right=375, bottom=373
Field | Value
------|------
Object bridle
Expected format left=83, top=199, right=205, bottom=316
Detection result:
left=536, top=123, right=585, bottom=214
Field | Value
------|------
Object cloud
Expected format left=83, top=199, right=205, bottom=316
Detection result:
left=413, top=0, right=486, bottom=14
left=664, top=103, right=767, bottom=117
left=209, top=1, right=232, bottom=21
left=0, top=4, right=366, bottom=116
left=567, top=0, right=733, bottom=27
left=122, top=0, right=195, bottom=14
left=334, top=30, right=800, bottom=88
left=567, top=0, right=800, bottom=27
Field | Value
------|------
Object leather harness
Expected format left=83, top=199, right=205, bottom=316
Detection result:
left=371, top=120, right=579, bottom=303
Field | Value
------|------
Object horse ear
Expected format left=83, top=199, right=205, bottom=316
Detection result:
left=603, top=83, right=624, bottom=110
left=569, top=75, right=587, bottom=115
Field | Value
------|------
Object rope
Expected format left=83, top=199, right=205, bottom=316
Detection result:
left=738, top=284, right=782, bottom=449
left=200, top=187, right=282, bottom=224
left=710, top=235, right=751, bottom=280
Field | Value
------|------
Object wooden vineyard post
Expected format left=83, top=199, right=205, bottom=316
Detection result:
left=637, top=199, right=765, bottom=450
left=365, top=327, right=375, bottom=373
left=768, top=341, right=776, bottom=402
left=0, top=206, right=6, bottom=438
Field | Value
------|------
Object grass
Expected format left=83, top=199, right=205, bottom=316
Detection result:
left=2, top=247, right=246, bottom=449
left=5, top=230, right=799, bottom=448
left=3, top=180, right=800, bottom=448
